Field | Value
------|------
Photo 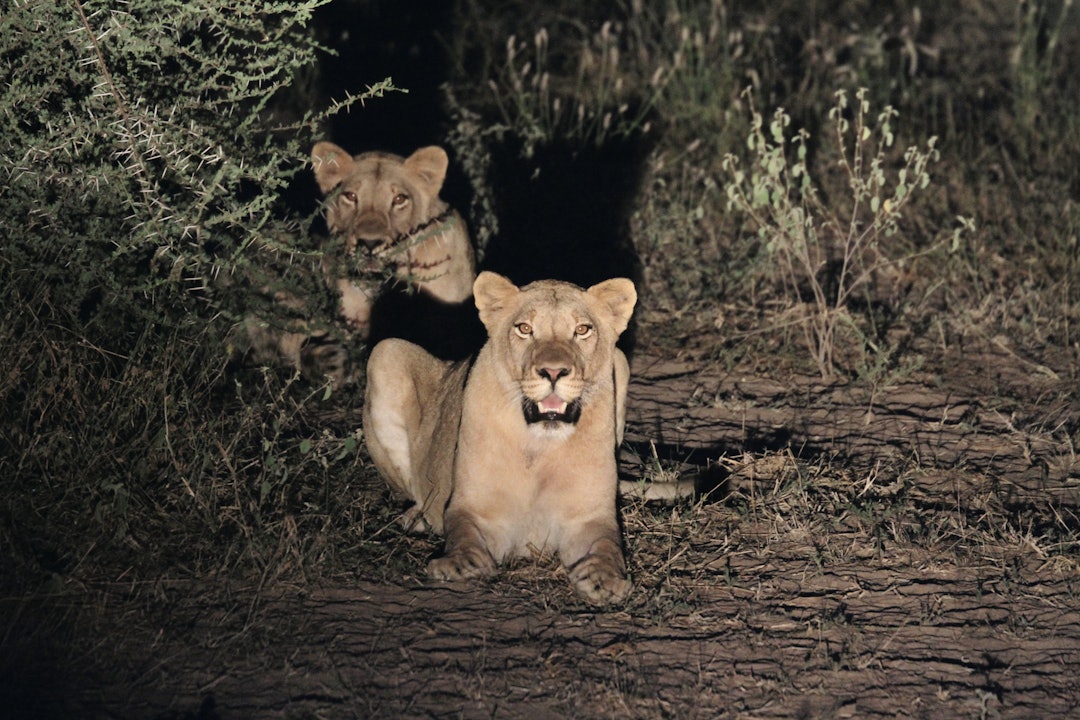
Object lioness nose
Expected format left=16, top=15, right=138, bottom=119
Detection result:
left=358, top=236, right=384, bottom=252
left=537, top=366, right=570, bottom=383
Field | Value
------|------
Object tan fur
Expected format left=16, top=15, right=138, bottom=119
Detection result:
left=230, top=144, right=476, bottom=386
left=311, top=142, right=476, bottom=335
left=363, top=272, right=637, bottom=604
left=225, top=267, right=355, bottom=386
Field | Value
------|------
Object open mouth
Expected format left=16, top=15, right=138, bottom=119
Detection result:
left=522, top=394, right=582, bottom=425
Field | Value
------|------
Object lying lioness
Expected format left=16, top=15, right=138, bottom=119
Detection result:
left=311, top=142, right=476, bottom=337
left=363, top=271, right=637, bottom=603
left=232, top=144, right=477, bottom=384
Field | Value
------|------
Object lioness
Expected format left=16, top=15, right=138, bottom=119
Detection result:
left=232, top=143, right=477, bottom=384
left=363, top=271, right=637, bottom=604
left=310, top=142, right=476, bottom=338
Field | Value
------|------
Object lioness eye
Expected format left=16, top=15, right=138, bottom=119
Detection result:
left=342, top=190, right=357, bottom=203
left=514, top=322, right=532, bottom=337
left=392, top=193, right=409, bottom=208
left=574, top=323, right=593, bottom=337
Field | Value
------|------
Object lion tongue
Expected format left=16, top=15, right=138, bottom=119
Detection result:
left=539, top=394, right=567, bottom=414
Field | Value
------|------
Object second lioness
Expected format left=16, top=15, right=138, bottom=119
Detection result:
left=311, top=142, right=476, bottom=337
left=364, top=271, right=636, bottom=604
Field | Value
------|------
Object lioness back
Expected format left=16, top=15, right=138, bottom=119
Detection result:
left=363, top=271, right=637, bottom=604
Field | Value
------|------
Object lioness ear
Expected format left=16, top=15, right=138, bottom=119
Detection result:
left=473, top=272, right=520, bottom=331
left=311, top=142, right=355, bottom=195
left=403, top=146, right=449, bottom=196
left=587, top=278, right=637, bottom=337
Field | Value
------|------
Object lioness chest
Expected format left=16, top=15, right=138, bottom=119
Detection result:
left=452, top=404, right=616, bottom=560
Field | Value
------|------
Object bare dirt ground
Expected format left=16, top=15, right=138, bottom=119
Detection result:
left=10, top=334, right=1078, bottom=720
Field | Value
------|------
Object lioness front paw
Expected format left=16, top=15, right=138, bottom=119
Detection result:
left=427, top=546, right=496, bottom=582
left=568, top=555, right=632, bottom=605
left=299, top=336, right=350, bottom=386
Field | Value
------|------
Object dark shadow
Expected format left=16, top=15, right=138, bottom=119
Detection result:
left=281, top=0, right=473, bottom=218
left=619, top=428, right=799, bottom=505
left=619, top=440, right=732, bottom=502
left=480, top=135, right=649, bottom=288
left=313, top=0, right=457, bottom=154
left=368, top=284, right=486, bottom=361
left=479, top=133, right=652, bottom=354
left=0, top=650, right=72, bottom=720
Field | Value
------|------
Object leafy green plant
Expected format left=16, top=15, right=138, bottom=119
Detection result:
left=0, top=0, right=395, bottom=586
left=722, top=88, right=972, bottom=378
left=1, top=0, right=405, bottom=330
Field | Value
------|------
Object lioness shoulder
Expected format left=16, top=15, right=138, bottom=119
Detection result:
left=363, top=271, right=637, bottom=604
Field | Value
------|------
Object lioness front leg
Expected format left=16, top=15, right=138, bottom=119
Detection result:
left=427, top=511, right=496, bottom=581
left=563, top=525, right=631, bottom=604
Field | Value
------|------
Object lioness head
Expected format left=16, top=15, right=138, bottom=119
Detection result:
left=473, top=272, right=636, bottom=433
left=311, top=142, right=450, bottom=258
